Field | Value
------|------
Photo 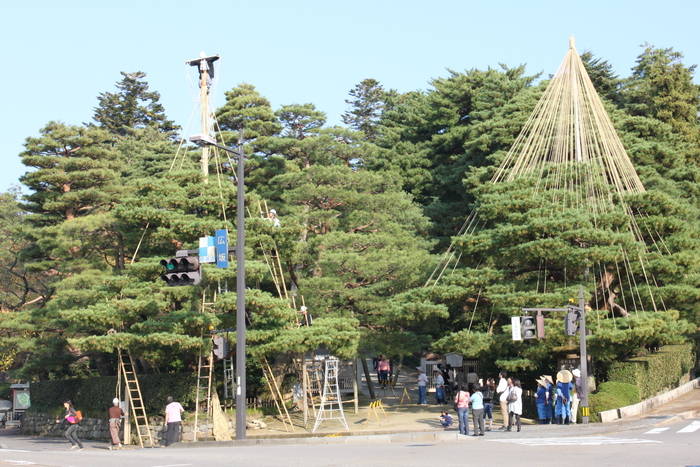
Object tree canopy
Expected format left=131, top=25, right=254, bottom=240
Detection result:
left=1, top=44, right=699, bottom=388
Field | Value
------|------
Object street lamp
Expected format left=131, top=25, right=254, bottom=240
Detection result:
left=189, top=130, right=247, bottom=440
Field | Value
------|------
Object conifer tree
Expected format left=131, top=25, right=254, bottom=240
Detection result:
left=622, top=44, right=700, bottom=147
left=342, top=78, right=387, bottom=141
left=93, top=71, right=179, bottom=138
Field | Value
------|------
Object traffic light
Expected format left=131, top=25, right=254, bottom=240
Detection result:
left=565, top=309, right=580, bottom=336
left=212, top=336, right=228, bottom=360
left=521, top=316, right=537, bottom=339
left=160, top=256, right=201, bottom=286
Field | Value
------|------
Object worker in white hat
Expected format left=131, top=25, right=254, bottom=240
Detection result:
left=108, top=397, right=124, bottom=450
left=268, top=209, right=280, bottom=227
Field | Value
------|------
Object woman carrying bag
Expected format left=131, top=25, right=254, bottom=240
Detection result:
left=454, top=383, right=471, bottom=436
left=506, top=378, right=523, bottom=432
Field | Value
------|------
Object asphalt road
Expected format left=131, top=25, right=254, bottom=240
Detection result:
left=2, top=414, right=699, bottom=467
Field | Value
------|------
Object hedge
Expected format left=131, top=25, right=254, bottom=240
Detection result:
left=588, top=381, right=640, bottom=423
left=29, top=373, right=199, bottom=418
left=607, top=344, right=695, bottom=400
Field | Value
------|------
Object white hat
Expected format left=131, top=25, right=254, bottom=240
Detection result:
left=113, top=398, right=119, bottom=405
left=572, top=369, right=581, bottom=378
left=270, top=209, right=277, bottom=215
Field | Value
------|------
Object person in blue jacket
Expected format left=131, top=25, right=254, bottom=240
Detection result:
left=555, top=370, right=573, bottom=425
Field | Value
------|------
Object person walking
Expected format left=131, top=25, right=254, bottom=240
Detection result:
left=377, top=356, right=390, bottom=389
left=108, top=398, right=124, bottom=450
left=55, top=400, right=83, bottom=451
left=571, top=368, right=582, bottom=423
left=164, top=396, right=184, bottom=446
left=470, top=385, right=485, bottom=436
left=496, top=371, right=509, bottom=429
left=506, top=378, right=523, bottom=432
left=454, top=383, right=471, bottom=436
left=417, top=367, right=428, bottom=405
left=482, top=378, right=495, bottom=431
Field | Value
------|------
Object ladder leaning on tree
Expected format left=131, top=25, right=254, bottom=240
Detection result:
left=193, top=345, right=214, bottom=442
left=117, top=349, right=154, bottom=448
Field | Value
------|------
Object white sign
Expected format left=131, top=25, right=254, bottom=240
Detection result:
left=511, top=316, right=522, bottom=341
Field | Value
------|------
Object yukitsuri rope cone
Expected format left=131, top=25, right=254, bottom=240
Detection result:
left=427, top=36, right=670, bottom=318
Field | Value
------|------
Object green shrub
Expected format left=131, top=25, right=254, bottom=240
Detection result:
left=29, top=373, right=199, bottom=418
left=588, top=381, right=640, bottom=423
left=607, top=344, right=694, bottom=399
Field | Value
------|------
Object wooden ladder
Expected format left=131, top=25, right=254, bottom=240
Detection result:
left=193, top=348, right=213, bottom=442
left=117, top=349, right=154, bottom=448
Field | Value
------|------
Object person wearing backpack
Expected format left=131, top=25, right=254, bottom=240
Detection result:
left=55, top=399, right=83, bottom=451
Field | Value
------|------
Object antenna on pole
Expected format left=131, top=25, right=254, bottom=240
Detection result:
left=185, top=52, right=220, bottom=182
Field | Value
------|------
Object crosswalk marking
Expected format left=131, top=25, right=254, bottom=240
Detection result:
left=489, top=436, right=662, bottom=446
left=677, top=421, right=700, bottom=433
left=644, top=427, right=670, bottom=434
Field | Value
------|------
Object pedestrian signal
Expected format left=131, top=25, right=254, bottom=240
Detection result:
left=212, top=336, right=228, bottom=360
left=521, top=316, right=537, bottom=339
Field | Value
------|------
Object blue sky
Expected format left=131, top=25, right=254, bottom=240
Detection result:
left=2, top=0, right=698, bottom=194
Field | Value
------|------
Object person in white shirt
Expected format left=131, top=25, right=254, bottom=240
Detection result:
left=496, top=371, right=509, bottom=429
left=164, top=396, right=185, bottom=446
left=417, top=367, right=429, bottom=404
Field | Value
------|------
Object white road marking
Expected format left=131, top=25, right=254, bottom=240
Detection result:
left=677, top=421, right=700, bottom=433
left=489, top=436, right=662, bottom=446
left=644, top=427, right=670, bottom=434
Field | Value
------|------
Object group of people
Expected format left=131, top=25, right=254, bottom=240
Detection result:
left=425, top=367, right=583, bottom=434
left=55, top=395, right=185, bottom=450
left=535, top=368, right=583, bottom=425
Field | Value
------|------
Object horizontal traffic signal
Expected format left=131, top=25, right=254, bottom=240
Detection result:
left=160, top=257, right=201, bottom=286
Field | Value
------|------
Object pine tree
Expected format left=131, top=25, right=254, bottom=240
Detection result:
left=342, top=78, right=387, bottom=141
left=93, top=71, right=180, bottom=138
left=622, top=44, right=700, bottom=146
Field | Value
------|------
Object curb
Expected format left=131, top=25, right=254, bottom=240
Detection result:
left=164, top=430, right=471, bottom=448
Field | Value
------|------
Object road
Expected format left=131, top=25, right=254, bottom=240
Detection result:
left=2, top=415, right=699, bottom=467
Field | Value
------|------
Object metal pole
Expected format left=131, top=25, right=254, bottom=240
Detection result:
left=235, top=128, right=246, bottom=439
left=578, top=284, right=590, bottom=424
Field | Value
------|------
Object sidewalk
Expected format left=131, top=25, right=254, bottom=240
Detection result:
left=2, top=374, right=698, bottom=451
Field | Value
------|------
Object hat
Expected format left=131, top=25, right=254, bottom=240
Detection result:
left=113, top=398, right=119, bottom=405
left=270, top=209, right=277, bottom=215
left=572, top=369, right=581, bottom=378
left=416, top=367, right=424, bottom=372
left=557, top=369, right=573, bottom=383
left=542, top=375, right=554, bottom=385
left=536, top=377, right=548, bottom=387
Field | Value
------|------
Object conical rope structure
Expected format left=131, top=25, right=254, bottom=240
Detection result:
left=428, top=36, right=672, bottom=318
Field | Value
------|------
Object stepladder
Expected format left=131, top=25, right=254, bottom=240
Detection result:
left=117, top=349, right=154, bottom=448
left=312, top=358, right=349, bottom=433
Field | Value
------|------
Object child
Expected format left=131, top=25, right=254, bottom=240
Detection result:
left=439, top=409, right=453, bottom=428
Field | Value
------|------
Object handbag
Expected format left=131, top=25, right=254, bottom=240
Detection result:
left=506, top=389, right=517, bottom=402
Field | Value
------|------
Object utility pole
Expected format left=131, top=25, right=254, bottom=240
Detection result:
left=186, top=53, right=220, bottom=182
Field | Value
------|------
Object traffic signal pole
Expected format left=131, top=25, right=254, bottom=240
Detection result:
left=522, top=284, right=590, bottom=424
left=577, top=285, right=590, bottom=424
